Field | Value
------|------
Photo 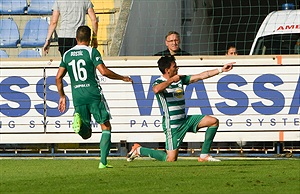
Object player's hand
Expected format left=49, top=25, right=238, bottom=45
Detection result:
left=58, top=96, right=66, bottom=113
left=222, top=62, right=235, bottom=72
left=171, top=75, right=181, bottom=83
left=123, top=76, right=133, bottom=83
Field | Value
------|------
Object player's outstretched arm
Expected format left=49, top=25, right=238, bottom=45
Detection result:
left=97, top=63, right=133, bottom=83
left=189, top=62, right=235, bottom=83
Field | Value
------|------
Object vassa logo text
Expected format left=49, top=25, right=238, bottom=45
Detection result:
left=0, top=74, right=299, bottom=117
left=131, top=75, right=299, bottom=116
left=0, top=76, right=69, bottom=117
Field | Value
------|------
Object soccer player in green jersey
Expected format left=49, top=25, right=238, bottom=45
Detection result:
left=127, top=55, right=234, bottom=162
left=56, top=26, right=132, bottom=168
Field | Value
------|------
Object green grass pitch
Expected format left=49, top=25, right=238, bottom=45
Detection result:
left=0, top=157, right=299, bottom=194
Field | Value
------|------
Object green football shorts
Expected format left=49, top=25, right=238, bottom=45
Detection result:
left=74, top=100, right=111, bottom=138
left=164, top=115, right=205, bottom=150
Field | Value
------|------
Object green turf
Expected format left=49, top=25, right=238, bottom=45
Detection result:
left=0, top=158, right=299, bottom=194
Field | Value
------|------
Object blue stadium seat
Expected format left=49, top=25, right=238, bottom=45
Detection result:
left=0, top=0, right=28, bottom=14
left=18, top=50, right=41, bottom=58
left=0, top=18, right=20, bottom=48
left=0, top=50, right=9, bottom=58
left=20, top=18, right=49, bottom=48
left=27, top=0, right=55, bottom=15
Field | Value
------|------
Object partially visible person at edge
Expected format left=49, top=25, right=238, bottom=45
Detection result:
left=225, top=45, right=238, bottom=56
left=56, top=26, right=133, bottom=169
left=127, top=55, right=235, bottom=162
left=154, top=31, right=192, bottom=56
left=43, top=0, right=98, bottom=56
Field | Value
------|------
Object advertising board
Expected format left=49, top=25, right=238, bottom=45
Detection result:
left=0, top=56, right=299, bottom=143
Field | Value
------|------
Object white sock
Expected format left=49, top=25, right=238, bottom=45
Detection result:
left=200, top=154, right=208, bottom=159
left=137, top=147, right=141, bottom=155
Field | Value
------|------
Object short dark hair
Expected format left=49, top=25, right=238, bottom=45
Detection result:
left=157, top=55, right=176, bottom=74
left=165, top=31, right=180, bottom=40
left=76, top=26, right=91, bottom=42
left=226, top=44, right=237, bottom=53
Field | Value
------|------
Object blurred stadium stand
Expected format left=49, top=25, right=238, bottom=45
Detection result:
left=17, top=49, right=41, bottom=57
left=0, top=49, right=9, bottom=57
left=20, top=17, right=49, bottom=47
left=0, top=18, right=20, bottom=48
left=0, top=0, right=28, bottom=15
left=27, top=0, right=54, bottom=15
left=88, top=0, right=120, bottom=56
left=0, top=0, right=120, bottom=57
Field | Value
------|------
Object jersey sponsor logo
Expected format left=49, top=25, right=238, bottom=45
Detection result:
left=74, top=83, right=90, bottom=88
left=174, top=89, right=184, bottom=99
left=70, top=50, right=83, bottom=56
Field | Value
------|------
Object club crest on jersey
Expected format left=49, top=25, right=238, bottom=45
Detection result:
left=174, top=88, right=184, bottom=99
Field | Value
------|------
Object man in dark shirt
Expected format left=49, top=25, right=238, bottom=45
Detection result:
left=154, top=31, right=191, bottom=56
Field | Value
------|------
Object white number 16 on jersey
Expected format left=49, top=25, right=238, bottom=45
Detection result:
left=68, top=59, right=87, bottom=81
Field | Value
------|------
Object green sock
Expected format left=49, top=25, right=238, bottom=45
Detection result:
left=140, top=147, right=167, bottom=161
left=100, top=130, right=111, bottom=165
left=201, top=126, right=218, bottom=154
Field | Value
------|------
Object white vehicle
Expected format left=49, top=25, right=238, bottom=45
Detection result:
left=250, top=4, right=300, bottom=55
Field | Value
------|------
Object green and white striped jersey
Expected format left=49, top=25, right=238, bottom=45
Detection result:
left=60, top=45, right=104, bottom=106
left=153, top=75, right=191, bottom=130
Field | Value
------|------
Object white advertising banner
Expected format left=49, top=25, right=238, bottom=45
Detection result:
left=0, top=56, right=299, bottom=143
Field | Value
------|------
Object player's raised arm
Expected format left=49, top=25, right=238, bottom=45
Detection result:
left=96, top=63, right=132, bottom=83
left=189, top=62, right=235, bottom=83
